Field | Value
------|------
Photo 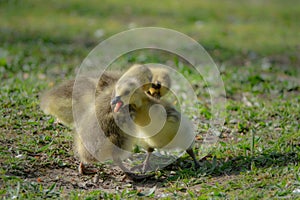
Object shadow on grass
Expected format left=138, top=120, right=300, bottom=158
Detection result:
left=157, top=151, right=299, bottom=183
left=0, top=152, right=300, bottom=195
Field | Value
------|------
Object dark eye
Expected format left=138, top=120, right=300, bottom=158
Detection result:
left=152, top=81, right=161, bottom=89
left=156, top=81, right=161, bottom=89
left=124, top=90, right=130, bottom=96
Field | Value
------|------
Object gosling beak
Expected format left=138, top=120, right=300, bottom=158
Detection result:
left=111, top=96, right=123, bottom=112
left=148, top=87, right=156, bottom=96
left=148, top=83, right=161, bottom=98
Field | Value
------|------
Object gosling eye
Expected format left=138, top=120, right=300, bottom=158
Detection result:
left=156, top=81, right=161, bottom=89
left=123, top=90, right=130, bottom=96
left=152, top=81, right=161, bottom=89
left=128, top=82, right=135, bottom=87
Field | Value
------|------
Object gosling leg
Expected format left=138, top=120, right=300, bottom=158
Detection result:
left=186, top=147, right=200, bottom=169
left=78, top=162, right=98, bottom=175
left=114, top=156, right=154, bottom=181
left=142, top=147, right=154, bottom=173
left=112, top=147, right=154, bottom=181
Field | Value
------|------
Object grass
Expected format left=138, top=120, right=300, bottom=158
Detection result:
left=1, top=0, right=299, bottom=199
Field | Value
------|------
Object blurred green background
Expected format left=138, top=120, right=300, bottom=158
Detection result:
left=1, top=0, right=300, bottom=66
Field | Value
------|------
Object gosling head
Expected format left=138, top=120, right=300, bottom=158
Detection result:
left=148, top=81, right=162, bottom=98
left=111, top=65, right=152, bottom=112
left=147, top=68, right=171, bottom=99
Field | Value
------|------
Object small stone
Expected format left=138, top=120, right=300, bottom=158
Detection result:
left=124, top=183, right=132, bottom=188
left=293, top=188, right=300, bottom=194
left=93, top=174, right=99, bottom=183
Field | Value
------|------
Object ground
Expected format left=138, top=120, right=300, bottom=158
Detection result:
left=0, top=0, right=299, bottom=199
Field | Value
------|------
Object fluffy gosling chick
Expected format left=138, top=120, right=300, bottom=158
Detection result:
left=40, top=72, right=121, bottom=127
left=111, top=65, right=200, bottom=172
left=40, top=72, right=126, bottom=174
